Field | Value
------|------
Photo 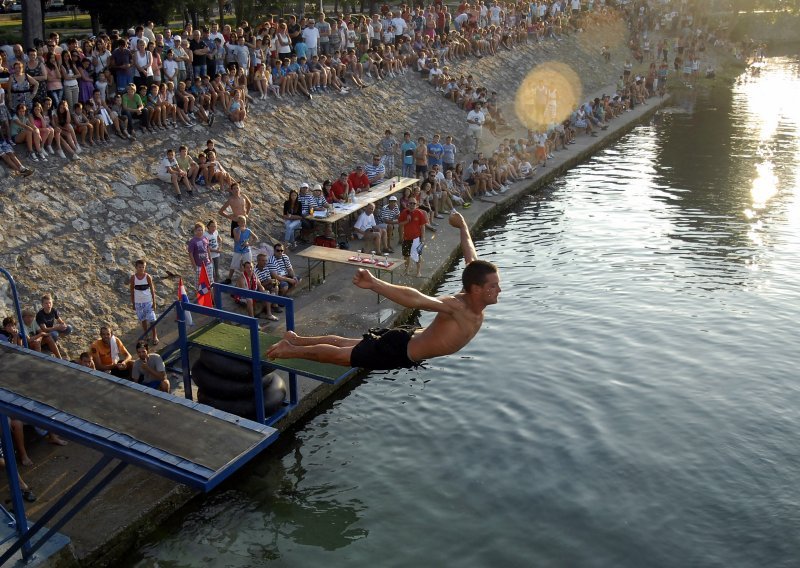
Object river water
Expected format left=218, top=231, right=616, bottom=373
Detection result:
left=130, top=53, right=800, bottom=567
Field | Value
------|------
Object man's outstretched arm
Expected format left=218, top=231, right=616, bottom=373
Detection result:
left=353, top=269, right=455, bottom=313
left=449, top=212, right=478, bottom=264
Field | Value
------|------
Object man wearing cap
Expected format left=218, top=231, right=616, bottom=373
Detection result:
left=363, top=155, right=386, bottom=186
left=348, top=165, right=370, bottom=193
left=330, top=172, right=350, bottom=202
left=310, top=183, right=329, bottom=209
left=377, top=196, right=401, bottom=249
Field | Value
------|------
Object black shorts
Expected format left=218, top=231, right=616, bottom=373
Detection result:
left=230, top=220, right=237, bottom=238
left=350, top=327, right=421, bottom=370
left=415, top=164, right=428, bottom=176
left=401, top=239, right=418, bottom=258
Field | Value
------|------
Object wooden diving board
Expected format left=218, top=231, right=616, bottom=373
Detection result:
left=0, top=343, right=278, bottom=491
left=188, top=320, right=358, bottom=385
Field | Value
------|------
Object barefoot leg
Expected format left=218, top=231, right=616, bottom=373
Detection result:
left=267, top=339, right=355, bottom=366
left=281, top=331, right=361, bottom=348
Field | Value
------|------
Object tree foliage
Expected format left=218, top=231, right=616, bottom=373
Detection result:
left=75, top=0, right=181, bottom=31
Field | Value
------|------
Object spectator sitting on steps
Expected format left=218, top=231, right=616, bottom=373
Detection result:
left=35, top=293, right=72, bottom=359
left=90, top=325, right=134, bottom=379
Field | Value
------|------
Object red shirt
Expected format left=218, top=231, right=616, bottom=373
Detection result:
left=399, top=208, right=428, bottom=240
left=330, top=179, right=348, bottom=200
left=348, top=171, right=370, bottom=192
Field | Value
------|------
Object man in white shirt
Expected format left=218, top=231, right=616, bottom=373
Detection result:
left=302, top=21, right=320, bottom=57
left=208, top=22, right=225, bottom=45
left=391, top=12, right=407, bottom=38
left=466, top=102, right=486, bottom=153
left=354, top=203, right=390, bottom=253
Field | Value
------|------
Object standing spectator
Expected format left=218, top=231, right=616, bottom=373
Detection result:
left=187, top=222, right=214, bottom=291
left=466, top=101, right=486, bottom=153
left=90, top=325, right=133, bottom=379
left=131, top=341, right=170, bottom=392
left=427, top=133, right=444, bottom=170
left=442, top=135, right=458, bottom=172
left=400, top=131, right=416, bottom=178
left=398, top=197, right=428, bottom=277
left=203, top=219, right=222, bottom=281
left=35, top=294, right=72, bottom=358
left=217, top=182, right=253, bottom=239
left=129, top=259, right=159, bottom=346
left=377, top=129, right=398, bottom=177
left=227, top=215, right=257, bottom=283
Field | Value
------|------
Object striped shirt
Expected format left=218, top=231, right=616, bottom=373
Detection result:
left=363, top=162, right=386, bottom=183
left=267, top=254, right=293, bottom=277
left=298, top=192, right=314, bottom=215
left=378, top=204, right=400, bottom=224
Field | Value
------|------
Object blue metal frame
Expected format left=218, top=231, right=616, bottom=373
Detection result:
left=0, top=268, right=28, bottom=349
left=176, top=283, right=300, bottom=425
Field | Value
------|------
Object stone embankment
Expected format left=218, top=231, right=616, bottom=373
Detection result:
left=0, top=21, right=630, bottom=355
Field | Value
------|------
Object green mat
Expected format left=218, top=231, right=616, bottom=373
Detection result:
left=188, top=321, right=354, bottom=384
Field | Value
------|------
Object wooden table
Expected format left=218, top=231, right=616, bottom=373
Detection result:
left=306, top=177, right=420, bottom=240
left=296, top=245, right=405, bottom=303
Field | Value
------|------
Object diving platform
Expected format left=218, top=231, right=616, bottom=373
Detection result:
left=188, top=320, right=356, bottom=385
left=0, top=342, right=278, bottom=566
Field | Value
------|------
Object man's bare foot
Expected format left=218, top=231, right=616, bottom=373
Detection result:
left=47, top=433, right=68, bottom=446
left=21, top=456, right=33, bottom=466
left=283, top=330, right=298, bottom=343
left=267, top=339, right=294, bottom=359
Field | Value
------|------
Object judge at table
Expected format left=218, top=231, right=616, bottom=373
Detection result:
left=353, top=203, right=390, bottom=253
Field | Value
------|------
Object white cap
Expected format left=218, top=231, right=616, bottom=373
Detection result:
left=300, top=182, right=309, bottom=188
left=388, top=196, right=398, bottom=201
left=173, top=35, right=181, bottom=42
left=313, top=183, right=323, bottom=191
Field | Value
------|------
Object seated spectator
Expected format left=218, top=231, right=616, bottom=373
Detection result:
left=268, top=244, right=300, bottom=297
left=377, top=196, right=400, bottom=249
left=239, top=259, right=277, bottom=321
left=35, top=294, right=72, bottom=358
left=283, top=189, right=303, bottom=248
left=228, top=88, right=247, bottom=128
left=78, top=351, right=96, bottom=369
left=90, top=325, right=134, bottom=378
left=364, top=154, right=386, bottom=186
left=329, top=172, right=350, bottom=202
left=131, top=341, right=170, bottom=392
left=354, top=202, right=390, bottom=253
left=347, top=165, right=370, bottom=193
left=0, top=316, right=21, bottom=345
left=157, top=148, right=194, bottom=199
left=310, top=183, right=329, bottom=209
left=20, top=308, right=60, bottom=356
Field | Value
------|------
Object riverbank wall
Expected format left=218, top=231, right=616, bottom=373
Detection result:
left=0, top=22, right=736, bottom=567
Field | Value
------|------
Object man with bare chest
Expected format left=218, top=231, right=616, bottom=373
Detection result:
left=217, top=182, right=253, bottom=239
left=267, top=212, right=500, bottom=369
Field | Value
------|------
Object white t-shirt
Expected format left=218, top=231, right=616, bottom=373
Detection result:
left=301, top=26, right=320, bottom=49
left=162, top=58, right=179, bottom=79
left=354, top=211, right=377, bottom=232
left=209, top=31, right=225, bottom=44
left=158, top=157, right=177, bottom=176
left=391, top=17, right=407, bottom=36
left=467, top=109, right=485, bottom=126
left=429, top=67, right=443, bottom=82
left=490, top=6, right=502, bottom=22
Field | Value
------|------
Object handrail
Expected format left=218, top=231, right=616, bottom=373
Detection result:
left=137, top=300, right=178, bottom=344
left=212, top=282, right=295, bottom=331
left=0, top=267, right=29, bottom=349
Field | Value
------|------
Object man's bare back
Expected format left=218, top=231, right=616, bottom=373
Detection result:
left=266, top=212, right=500, bottom=369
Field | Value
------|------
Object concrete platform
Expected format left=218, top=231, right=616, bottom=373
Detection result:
left=0, top=88, right=667, bottom=567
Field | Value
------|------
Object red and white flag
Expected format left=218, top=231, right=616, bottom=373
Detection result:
left=197, top=264, right=213, bottom=308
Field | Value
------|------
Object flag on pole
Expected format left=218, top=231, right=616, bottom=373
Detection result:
left=178, top=278, right=194, bottom=327
left=197, top=264, right=213, bottom=308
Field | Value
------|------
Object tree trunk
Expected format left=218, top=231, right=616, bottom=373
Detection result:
left=219, top=0, right=226, bottom=26
left=23, top=0, right=44, bottom=51
left=91, top=12, right=101, bottom=35
left=297, top=0, right=305, bottom=16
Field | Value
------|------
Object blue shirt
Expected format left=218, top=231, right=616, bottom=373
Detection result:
left=427, top=142, right=444, bottom=166
left=295, top=41, right=308, bottom=59
left=233, top=228, right=252, bottom=254
left=442, top=143, right=457, bottom=164
left=401, top=141, right=416, bottom=165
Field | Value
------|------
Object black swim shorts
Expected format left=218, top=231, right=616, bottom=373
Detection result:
left=402, top=239, right=414, bottom=258
left=350, top=327, right=421, bottom=370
